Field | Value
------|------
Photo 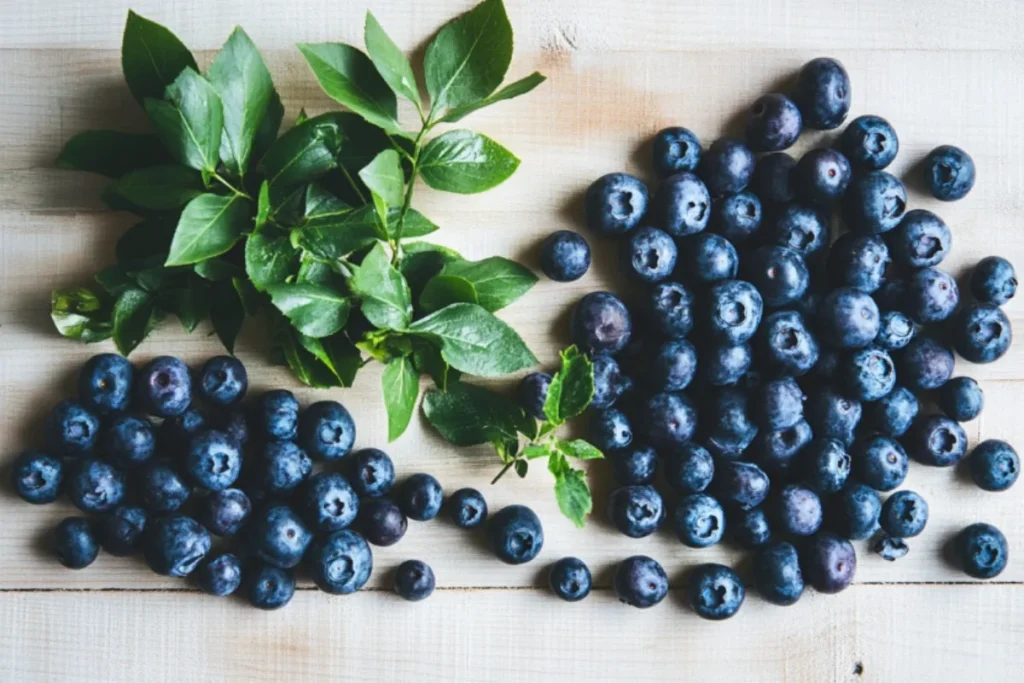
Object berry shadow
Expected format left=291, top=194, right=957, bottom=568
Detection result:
left=720, top=71, right=801, bottom=142
left=901, top=156, right=932, bottom=199
left=938, top=529, right=963, bottom=573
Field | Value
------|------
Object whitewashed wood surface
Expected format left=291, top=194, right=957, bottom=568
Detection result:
left=1, top=0, right=1023, bottom=680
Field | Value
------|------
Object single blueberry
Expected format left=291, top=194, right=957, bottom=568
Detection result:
left=873, top=535, right=910, bottom=561
left=101, top=413, right=156, bottom=470
left=794, top=148, right=851, bottom=206
left=606, top=485, right=664, bottom=538
left=548, top=557, right=591, bottom=602
left=78, top=354, right=133, bottom=415
left=643, top=392, right=697, bottom=450
left=938, top=377, right=984, bottom=422
left=924, top=145, right=975, bottom=201
left=750, top=152, right=796, bottom=206
left=622, top=226, right=678, bottom=283
left=774, top=484, right=823, bottom=536
left=827, top=233, right=889, bottom=293
left=299, top=400, right=356, bottom=461
left=968, top=440, right=1019, bottom=492
left=347, top=448, right=396, bottom=498
left=818, top=287, right=880, bottom=348
left=447, top=488, right=488, bottom=529
left=53, top=517, right=99, bottom=569
left=217, top=406, right=249, bottom=447
left=247, top=563, right=295, bottom=610
left=701, top=342, right=753, bottom=385
left=300, top=471, right=359, bottom=532
left=185, top=429, right=242, bottom=492
left=134, top=356, right=191, bottom=417
left=804, top=438, right=851, bottom=494
left=585, top=173, right=649, bottom=236
left=754, top=541, right=804, bottom=606
left=899, top=336, right=955, bottom=390
left=768, top=204, right=831, bottom=261
left=679, top=233, right=739, bottom=285
left=249, top=504, right=312, bottom=569
left=907, top=415, right=968, bottom=467
left=757, top=310, right=819, bottom=376
left=613, top=555, right=668, bottom=608
left=663, top=442, right=715, bottom=494
left=651, top=172, right=711, bottom=237
left=801, top=532, right=857, bottom=593
left=746, top=93, right=802, bottom=152
left=673, top=493, right=725, bottom=548
left=905, top=267, right=959, bottom=324
left=10, top=451, right=63, bottom=504
left=758, top=377, right=805, bottom=431
left=952, top=303, right=1013, bottom=364
left=487, top=505, right=544, bottom=565
left=517, top=372, right=554, bottom=422
left=251, top=440, right=312, bottom=499
left=45, top=400, right=100, bottom=456
left=703, top=387, right=758, bottom=459
left=647, top=281, right=694, bottom=339
left=610, top=444, right=658, bottom=486
left=98, top=505, right=147, bottom=556
left=971, top=256, right=1017, bottom=305
left=653, top=127, right=702, bottom=177
left=876, top=311, right=916, bottom=351
left=196, top=553, right=243, bottom=597
left=67, top=458, right=125, bottom=513
left=540, top=230, right=591, bottom=282
left=843, top=171, right=907, bottom=234
left=794, top=57, right=851, bottom=130
left=805, top=387, right=861, bottom=447
left=307, top=529, right=374, bottom=595
left=201, top=488, right=251, bottom=537
left=590, top=408, right=633, bottom=452
left=843, top=346, right=896, bottom=402
left=698, top=138, right=756, bottom=196
left=956, top=523, right=1008, bottom=579
left=710, top=192, right=762, bottom=244
left=706, top=280, right=764, bottom=345
left=854, top=436, right=909, bottom=491
left=591, top=354, right=631, bottom=409
left=714, top=461, right=770, bottom=510
left=398, top=473, right=444, bottom=522
left=357, top=498, right=407, bottom=546
left=686, top=563, right=745, bottom=621
left=393, top=559, right=434, bottom=601
left=880, top=490, right=929, bottom=538
left=157, top=408, right=208, bottom=458
left=841, top=115, right=899, bottom=170
left=570, top=292, right=633, bottom=356
left=257, top=390, right=300, bottom=441
left=868, top=386, right=919, bottom=437
left=142, top=515, right=211, bottom=577
left=732, top=507, right=772, bottom=549
left=139, top=463, right=191, bottom=514
left=745, top=246, right=809, bottom=308
left=890, top=209, right=951, bottom=269
left=197, top=356, right=247, bottom=406
left=753, top=420, right=813, bottom=474
left=647, top=340, right=697, bottom=393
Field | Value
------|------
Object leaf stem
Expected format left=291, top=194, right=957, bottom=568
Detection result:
left=491, top=458, right=517, bottom=485
left=211, top=172, right=251, bottom=201
left=390, top=125, right=430, bottom=263
left=338, top=166, right=367, bottom=205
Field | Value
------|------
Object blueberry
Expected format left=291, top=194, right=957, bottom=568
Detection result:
left=905, top=267, right=959, bottom=324
left=746, top=246, right=809, bottom=308
left=938, top=377, right=984, bottom=422
left=746, top=93, right=802, bottom=152
left=873, top=535, right=909, bottom=561
left=201, top=488, right=251, bottom=537
left=699, top=138, right=755, bottom=196
left=307, top=529, right=373, bottom=595
left=710, top=192, right=762, bottom=244
left=841, top=115, right=898, bottom=170
left=67, top=458, right=125, bottom=513
left=197, top=553, right=243, bottom=596
left=971, top=256, right=1017, bottom=305
left=247, top=563, right=295, bottom=609
left=804, top=438, right=851, bottom=494
left=143, top=515, right=211, bottom=577
left=139, top=463, right=191, bottom=514
left=876, top=311, right=915, bottom=351
left=571, top=292, right=633, bottom=356
left=45, top=400, right=100, bottom=456
left=541, top=230, right=591, bottom=282
left=753, top=420, right=813, bottom=473
left=53, top=517, right=99, bottom=569
left=622, top=226, right=677, bottom=282
left=357, top=498, right=407, bottom=546
left=10, top=451, right=63, bottom=504
left=398, top=473, right=444, bottom=522
left=653, top=127, right=702, bottom=176
left=714, top=461, right=770, bottom=510
left=651, top=172, right=711, bottom=236
left=679, top=233, right=739, bottom=285
left=610, top=444, right=658, bottom=486
left=867, top=386, right=919, bottom=437
left=300, top=472, right=359, bottom=532
left=952, top=302, right=1013, bottom=364
left=643, top=392, right=697, bottom=450
left=890, top=209, right=951, bottom=269
left=257, top=390, right=300, bottom=441
left=613, top=555, right=668, bottom=608
left=606, top=485, right=664, bottom=538
left=585, top=173, right=649, bottom=236
left=827, top=233, right=889, bottom=293
left=794, top=57, right=851, bottom=130
left=751, top=152, right=796, bottom=206
left=99, top=414, right=155, bottom=470
left=899, top=336, right=955, bottom=390
left=135, top=356, right=191, bottom=417
left=592, top=355, right=630, bottom=409
left=98, top=505, right=147, bottom=556
left=754, top=541, right=804, bottom=606
left=843, top=171, right=907, bottom=234
left=968, top=440, right=1019, bottom=492
left=487, top=505, right=544, bottom=565
left=732, top=507, right=772, bottom=549
left=907, top=415, right=968, bottom=467
left=703, top=387, right=758, bottom=459
left=548, top=557, right=591, bottom=602
left=218, top=405, right=253, bottom=447
left=299, top=400, right=356, bottom=462
left=873, top=278, right=908, bottom=312
left=347, top=448, right=395, bottom=498
left=805, top=387, right=861, bottom=447
left=249, top=504, right=312, bottom=569
left=854, top=436, right=909, bottom=491
left=794, top=148, right=851, bottom=206
left=686, top=563, right=745, bottom=620
left=388, top=559, right=435, bottom=602
left=706, top=280, right=764, bottom=345
left=802, top=532, right=857, bottom=593
left=758, top=377, right=804, bottom=431
left=647, top=340, right=697, bottom=393
left=843, top=346, right=896, bottom=402
left=647, top=282, right=694, bottom=339
left=757, top=310, right=819, bottom=376
left=956, top=523, right=1008, bottom=579
left=590, top=408, right=633, bottom=452
left=447, top=487, right=488, bottom=529
left=879, top=490, right=928, bottom=539
left=673, top=493, right=725, bottom=548
left=701, top=342, right=753, bottom=385
left=774, top=484, right=823, bottom=536
left=924, top=145, right=975, bottom=201
left=818, top=287, right=880, bottom=348
left=158, top=408, right=208, bottom=457
left=663, top=442, right=715, bottom=494
left=78, top=354, right=134, bottom=415
left=768, top=204, right=831, bottom=262
left=185, top=429, right=242, bottom=492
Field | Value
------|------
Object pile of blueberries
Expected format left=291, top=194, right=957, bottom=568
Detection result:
left=536, top=57, right=1018, bottom=617
left=10, top=353, right=547, bottom=609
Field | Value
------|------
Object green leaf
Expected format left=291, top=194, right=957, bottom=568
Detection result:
left=349, top=242, right=412, bottom=330
left=305, top=183, right=351, bottom=217
left=293, top=205, right=380, bottom=262
left=161, top=279, right=209, bottom=332
left=193, top=257, right=243, bottom=282
left=112, top=287, right=159, bottom=355
left=543, top=346, right=594, bottom=425
left=261, top=113, right=344, bottom=200
left=295, top=109, right=309, bottom=126
left=554, top=438, right=604, bottom=461
left=56, top=130, right=170, bottom=178
left=255, top=181, right=271, bottom=231
left=121, top=10, right=198, bottom=104
left=422, top=381, right=528, bottom=446
left=383, top=356, right=419, bottom=442
left=411, top=340, right=459, bottom=390
left=233, top=277, right=263, bottom=317
left=95, top=265, right=136, bottom=297
left=515, top=459, right=529, bottom=478
left=252, top=89, right=285, bottom=165
left=302, top=333, right=362, bottom=387
left=144, top=67, right=224, bottom=174
left=551, top=458, right=592, bottom=529
left=400, top=241, right=463, bottom=296
left=116, top=218, right=176, bottom=265
left=439, top=72, right=546, bottom=123
left=438, top=256, right=536, bottom=312
left=365, top=12, right=421, bottom=108
left=297, top=42, right=402, bottom=134
left=267, top=282, right=350, bottom=338
left=246, top=231, right=297, bottom=291
left=166, top=193, right=250, bottom=266
left=51, top=286, right=113, bottom=343
left=409, top=302, right=536, bottom=376
left=273, top=320, right=341, bottom=388
left=392, top=209, right=438, bottom=239
left=210, top=280, right=245, bottom=353
left=424, top=0, right=513, bottom=114
left=208, top=27, right=274, bottom=177
left=358, top=149, right=404, bottom=207
left=419, top=130, right=520, bottom=194
left=523, top=443, right=555, bottom=460
left=111, top=165, right=203, bottom=211
left=419, top=274, right=478, bottom=312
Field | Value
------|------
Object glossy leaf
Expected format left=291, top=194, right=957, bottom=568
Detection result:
left=438, top=256, right=536, bottom=311
left=56, top=130, right=170, bottom=178
left=349, top=243, right=412, bottom=330
left=245, top=231, right=297, bottom=291
left=267, top=282, right=351, bottom=338
left=255, top=181, right=271, bottom=231
left=409, top=302, right=536, bottom=376
left=292, top=205, right=381, bottom=262
left=161, top=279, right=209, bottom=333
left=210, top=280, right=245, bottom=353
left=542, top=346, right=594, bottom=425
left=297, top=42, right=402, bottom=134
left=438, top=72, right=546, bottom=123
left=111, top=165, right=203, bottom=211
left=419, top=274, right=478, bottom=312
left=358, top=149, right=404, bottom=207
left=115, top=218, right=176, bottom=265
left=51, top=287, right=113, bottom=343
left=121, top=10, right=198, bottom=104
left=422, top=381, right=528, bottom=446
left=365, top=12, right=421, bottom=107
left=145, top=68, right=224, bottom=174
left=193, top=258, right=243, bottom=282
left=550, top=455, right=592, bottom=529
left=261, top=113, right=343, bottom=201
left=112, top=287, right=159, bottom=355
left=251, top=89, right=285, bottom=165
left=383, top=356, right=419, bottom=442
left=419, top=130, right=519, bottom=194
left=165, top=193, right=250, bottom=266
left=554, top=438, right=603, bottom=461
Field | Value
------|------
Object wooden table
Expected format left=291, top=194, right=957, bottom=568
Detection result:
left=2, top=0, right=1023, bottom=680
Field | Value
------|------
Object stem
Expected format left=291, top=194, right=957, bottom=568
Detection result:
left=391, top=126, right=430, bottom=264
left=491, top=459, right=517, bottom=485
left=211, top=172, right=251, bottom=200
left=338, top=167, right=367, bottom=205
